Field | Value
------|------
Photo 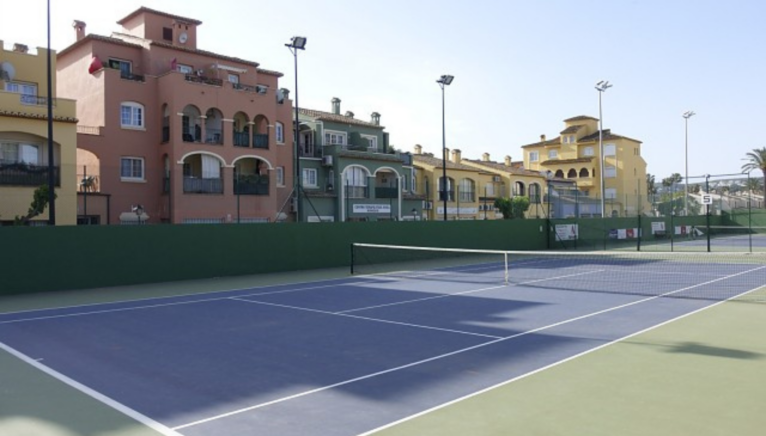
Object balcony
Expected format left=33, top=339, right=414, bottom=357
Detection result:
left=183, top=177, right=223, bottom=194
left=253, top=134, right=269, bottom=149
left=439, top=190, right=455, bottom=202
left=120, top=71, right=145, bottom=82
left=234, top=175, right=269, bottom=196
left=184, top=74, right=223, bottom=87
left=0, top=163, right=60, bottom=187
left=375, top=187, right=398, bottom=199
left=204, top=128, right=223, bottom=145
left=345, top=186, right=369, bottom=199
left=233, top=131, right=250, bottom=147
left=19, top=94, right=57, bottom=107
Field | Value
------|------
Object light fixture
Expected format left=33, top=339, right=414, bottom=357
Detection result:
left=287, top=36, right=307, bottom=50
left=437, top=74, right=454, bottom=221
left=595, top=79, right=613, bottom=218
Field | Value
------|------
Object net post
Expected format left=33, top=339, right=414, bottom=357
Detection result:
left=504, top=252, right=509, bottom=285
left=350, top=243, right=355, bottom=275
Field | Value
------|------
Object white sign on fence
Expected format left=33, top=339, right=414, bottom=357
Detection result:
left=555, top=224, right=579, bottom=241
left=352, top=204, right=392, bottom=214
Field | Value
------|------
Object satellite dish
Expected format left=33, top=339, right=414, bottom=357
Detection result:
left=1, top=61, right=16, bottom=81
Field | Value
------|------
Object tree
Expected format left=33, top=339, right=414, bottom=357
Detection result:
left=494, top=196, right=530, bottom=219
left=646, top=173, right=657, bottom=196
left=741, top=147, right=766, bottom=207
left=661, top=173, right=683, bottom=188
left=15, top=185, right=57, bottom=225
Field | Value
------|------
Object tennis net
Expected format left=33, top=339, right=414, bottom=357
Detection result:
left=350, top=243, right=766, bottom=302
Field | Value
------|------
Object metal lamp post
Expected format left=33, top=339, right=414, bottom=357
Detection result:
left=286, top=36, right=307, bottom=222
left=682, top=110, right=696, bottom=216
left=595, top=80, right=612, bottom=218
left=437, top=75, right=454, bottom=221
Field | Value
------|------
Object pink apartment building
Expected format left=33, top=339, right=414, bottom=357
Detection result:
left=57, top=7, right=294, bottom=224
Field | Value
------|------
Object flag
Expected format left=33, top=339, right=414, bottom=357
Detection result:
left=88, top=56, right=102, bottom=74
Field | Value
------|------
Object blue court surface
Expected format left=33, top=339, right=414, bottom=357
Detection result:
left=1, top=256, right=765, bottom=436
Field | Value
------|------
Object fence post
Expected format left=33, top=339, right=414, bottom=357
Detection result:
left=705, top=174, right=711, bottom=252
left=637, top=214, right=641, bottom=251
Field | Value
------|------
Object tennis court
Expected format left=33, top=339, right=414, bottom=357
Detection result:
left=1, top=245, right=765, bottom=436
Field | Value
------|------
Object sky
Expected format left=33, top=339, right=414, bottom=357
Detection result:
left=2, top=0, right=765, bottom=180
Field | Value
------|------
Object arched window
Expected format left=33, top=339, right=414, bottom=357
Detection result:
left=529, top=183, right=542, bottom=204
left=555, top=169, right=564, bottom=178
left=579, top=168, right=589, bottom=178
left=514, top=181, right=525, bottom=196
left=345, top=167, right=368, bottom=198
left=120, top=101, right=144, bottom=129
left=459, top=179, right=475, bottom=202
left=567, top=169, right=577, bottom=178
left=439, top=176, right=454, bottom=201
left=276, top=122, right=284, bottom=144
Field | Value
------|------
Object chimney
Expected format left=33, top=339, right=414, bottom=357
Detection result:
left=331, top=97, right=341, bottom=115
left=371, top=112, right=381, bottom=125
left=540, top=134, right=546, bottom=142
left=414, top=144, right=423, bottom=155
left=344, top=111, right=354, bottom=118
left=451, top=149, right=462, bottom=163
left=482, top=152, right=490, bottom=162
left=504, top=156, right=512, bottom=166
left=12, top=43, right=29, bottom=54
left=73, top=20, right=87, bottom=42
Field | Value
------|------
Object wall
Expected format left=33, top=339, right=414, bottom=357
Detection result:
left=0, top=219, right=547, bottom=296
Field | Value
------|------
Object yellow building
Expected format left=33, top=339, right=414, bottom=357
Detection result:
left=521, top=115, right=648, bottom=217
left=461, top=153, right=549, bottom=218
left=0, top=41, right=77, bottom=225
left=412, top=145, right=501, bottom=220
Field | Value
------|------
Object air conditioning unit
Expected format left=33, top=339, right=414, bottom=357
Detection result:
left=423, top=201, right=433, bottom=210
left=492, top=176, right=501, bottom=182
left=321, top=155, right=333, bottom=166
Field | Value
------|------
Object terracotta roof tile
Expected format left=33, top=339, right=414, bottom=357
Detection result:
left=564, top=115, right=599, bottom=122
left=58, top=34, right=144, bottom=57
left=521, top=137, right=562, bottom=148
left=540, top=157, right=594, bottom=165
left=117, top=7, right=202, bottom=25
left=577, top=129, right=642, bottom=144
left=560, top=125, right=584, bottom=134
left=463, top=159, right=542, bottom=177
left=150, top=40, right=260, bottom=68
left=0, top=110, right=77, bottom=123
left=413, top=154, right=487, bottom=172
left=299, top=108, right=384, bottom=129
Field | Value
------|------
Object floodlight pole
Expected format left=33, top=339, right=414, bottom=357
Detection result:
left=683, top=110, right=695, bottom=216
left=595, top=80, right=612, bottom=219
left=46, top=0, right=56, bottom=225
left=437, top=75, right=453, bottom=221
left=286, top=37, right=306, bottom=222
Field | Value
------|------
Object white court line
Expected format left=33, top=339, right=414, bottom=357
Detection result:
left=0, top=275, right=364, bottom=317
left=229, top=297, right=502, bottom=339
left=0, top=341, right=183, bottom=436
left=357, top=273, right=766, bottom=436
left=338, top=270, right=604, bottom=314
left=172, top=264, right=766, bottom=431
left=0, top=281, right=372, bottom=325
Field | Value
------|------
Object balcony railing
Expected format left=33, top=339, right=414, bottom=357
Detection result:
left=345, top=186, right=369, bottom=199
left=120, top=71, right=145, bottom=82
left=205, top=128, right=223, bottom=145
left=184, top=74, right=223, bottom=87
left=439, top=190, right=455, bottom=201
left=0, top=163, right=60, bottom=187
left=234, top=175, right=269, bottom=196
left=20, top=94, right=57, bottom=107
left=299, top=144, right=320, bottom=157
left=253, top=134, right=269, bottom=149
left=182, top=129, right=201, bottom=143
left=183, top=177, right=223, bottom=194
left=233, top=131, right=250, bottom=147
left=375, top=187, right=398, bottom=199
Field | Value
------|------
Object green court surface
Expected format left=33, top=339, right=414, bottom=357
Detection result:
left=1, top=271, right=764, bottom=436
left=368, top=289, right=766, bottom=436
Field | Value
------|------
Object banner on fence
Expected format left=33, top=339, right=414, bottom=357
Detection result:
left=555, top=224, right=579, bottom=241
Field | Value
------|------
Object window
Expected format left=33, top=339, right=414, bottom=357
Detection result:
left=562, top=136, right=568, bottom=144
left=0, top=142, right=39, bottom=165
left=605, top=188, right=617, bottom=199
left=604, top=143, right=616, bottom=156
left=411, top=172, right=417, bottom=193
left=401, top=175, right=407, bottom=191
left=362, top=135, right=378, bottom=151
left=459, top=179, right=475, bottom=202
left=121, top=102, right=144, bottom=129
left=485, top=182, right=495, bottom=197
left=4, top=81, right=37, bottom=96
left=276, top=167, right=285, bottom=186
left=324, top=130, right=346, bottom=145
left=162, top=27, right=173, bottom=41
left=604, top=165, right=616, bottom=178
left=583, top=146, right=594, bottom=157
left=227, top=74, right=239, bottom=84
left=548, top=149, right=558, bottom=159
left=108, top=58, right=132, bottom=76
left=344, top=167, right=368, bottom=198
left=275, top=122, right=284, bottom=144
left=529, top=151, right=539, bottom=162
left=302, top=168, right=317, bottom=187
left=177, top=64, right=193, bottom=74
left=569, top=135, right=576, bottom=143
left=120, top=157, right=145, bottom=181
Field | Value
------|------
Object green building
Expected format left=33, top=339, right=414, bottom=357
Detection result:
left=296, top=98, right=423, bottom=221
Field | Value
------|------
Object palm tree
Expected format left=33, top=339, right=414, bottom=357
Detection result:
left=741, top=147, right=766, bottom=207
